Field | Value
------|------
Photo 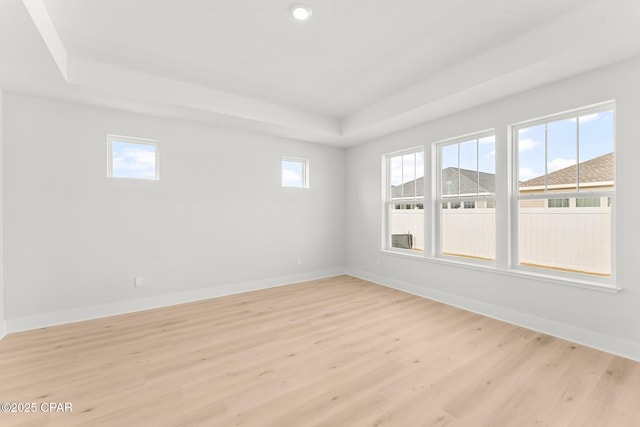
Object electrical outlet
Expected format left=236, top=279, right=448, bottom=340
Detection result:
left=296, top=256, right=302, bottom=265
left=135, top=276, right=144, bottom=287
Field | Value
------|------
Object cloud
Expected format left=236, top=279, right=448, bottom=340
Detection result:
left=566, top=112, right=604, bottom=124
left=479, top=136, right=495, bottom=145
left=547, top=157, right=576, bottom=172
left=578, top=113, right=600, bottom=123
left=112, top=147, right=156, bottom=178
left=519, top=167, right=541, bottom=181
left=518, top=138, right=542, bottom=152
left=389, top=163, right=403, bottom=185
left=282, top=169, right=302, bottom=186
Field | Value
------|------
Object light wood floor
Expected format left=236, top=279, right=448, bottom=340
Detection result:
left=1, top=275, right=639, bottom=427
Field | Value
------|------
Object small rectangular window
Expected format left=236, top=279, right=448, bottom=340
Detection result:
left=108, top=135, right=158, bottom=180
left=282, top=157, right=309, bottom=188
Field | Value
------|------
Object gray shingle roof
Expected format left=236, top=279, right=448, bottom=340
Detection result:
left=520, top=152, right=613, bottom=189
left=441, top=167, right=495, bottom=196
left=391, top=168, right=495, bottom=198
left=391, top=176, right=424, bottom=198
left=390, top=154, right=613, bottom=197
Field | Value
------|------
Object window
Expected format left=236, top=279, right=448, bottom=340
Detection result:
left=378, top=102, right=616, bottom=289
left=385, top=148, right=424, bottom=251
left=437, top=133, right=496, bottom=261
left=107, top=135, right=158, bottom=180
left=576, top=197, right=601, bottom=208
left=548, top=198, right=569, bottom=208
left=282, top=157, right=309, bottom=188
left=514, top=104, right=614, bottom=278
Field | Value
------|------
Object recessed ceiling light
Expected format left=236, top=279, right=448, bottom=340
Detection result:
left=291, top=5, right=312, bottom=21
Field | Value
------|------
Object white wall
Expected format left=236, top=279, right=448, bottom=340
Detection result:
left=0, top=90, right=5, bottom=340
left=346, top=57, right=640, bottom=361
left=3, top=60, right=640, bottom=361
left=3, top=93, right=345, bottom=329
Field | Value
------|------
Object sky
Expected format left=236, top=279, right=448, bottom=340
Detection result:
left=112, top=141, right=157, bottom=179
left=282, top=159, right=304, bottom=187
left=390, top=110, right=613, bottom=192
left=518, top=110, right=614, bottom=182
left=440, top=136, right=495, bottom=197
left=390, top=151, right=424, bottom=188
left=441, top=136, right=495, bottom=174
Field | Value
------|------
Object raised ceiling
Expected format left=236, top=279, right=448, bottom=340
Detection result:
left=2, top=0, right=640, bottom=146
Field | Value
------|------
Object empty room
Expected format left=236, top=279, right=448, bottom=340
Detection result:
left=1, top=0, right=640, bottom=426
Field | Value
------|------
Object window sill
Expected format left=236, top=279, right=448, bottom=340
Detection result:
left=379, top=249, right=620, bottom=294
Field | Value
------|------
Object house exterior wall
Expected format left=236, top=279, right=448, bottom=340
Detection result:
left=519, top=184, right=613, bottom=195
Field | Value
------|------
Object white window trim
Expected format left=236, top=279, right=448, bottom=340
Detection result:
left=379, top=104, right=619, bottom=293
left=379, top=248, right=620, bottom=293
left=107, top=134, right=159, bottom=181
left=282, top=156, right=309, bottom=188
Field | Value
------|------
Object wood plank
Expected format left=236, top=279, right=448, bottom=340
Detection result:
left=0, top=275, right=638, bottom=426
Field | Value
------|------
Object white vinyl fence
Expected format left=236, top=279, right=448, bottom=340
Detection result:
left=390, top=210, right=425, bottom=251
left=441, top=209, right=496, bottom=260
left=391, top=207, right=611, bottom=275
left=519, top=207, right=611, bottom=275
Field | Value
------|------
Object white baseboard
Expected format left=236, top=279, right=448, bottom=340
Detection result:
left=6, top=268, right=345, bottom=334
left=346, top=268, right=640, bottom=363
left=0, top=320, right=6, bottom=341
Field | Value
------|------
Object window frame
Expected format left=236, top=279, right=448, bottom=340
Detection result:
left=435, top=130, right=496, bottom=264
left=107, top=134, right=159, bottom=181
left=510, top=102, right=616, bottom=284
left=281, top=156, right=309, bottom=189
left=384, top=146, right=425, bottom=254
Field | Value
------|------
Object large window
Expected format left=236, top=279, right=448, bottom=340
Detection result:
left=437, top=133, right=496, bottom=261
left=386, top=148, right=424, bottom=252
left=380, top=102, right=616, bottom=289
left=108, top=135, right=158, bottom=180
left=514, top=104, right=615, bottom=278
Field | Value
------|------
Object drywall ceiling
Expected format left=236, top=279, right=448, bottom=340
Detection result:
left=1, top=0, right=640, bottom=146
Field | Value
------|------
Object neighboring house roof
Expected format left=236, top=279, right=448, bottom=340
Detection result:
left=520, top=153, right=614, bottom=188
left=392, top=176, right=425, bottom=198
left=391, top=167, right=495, bottom=198
left=442, top=167, right=495, bottom=196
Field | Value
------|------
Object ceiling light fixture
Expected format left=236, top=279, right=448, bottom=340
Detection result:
left=290, top=4, right=312, bottom=21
